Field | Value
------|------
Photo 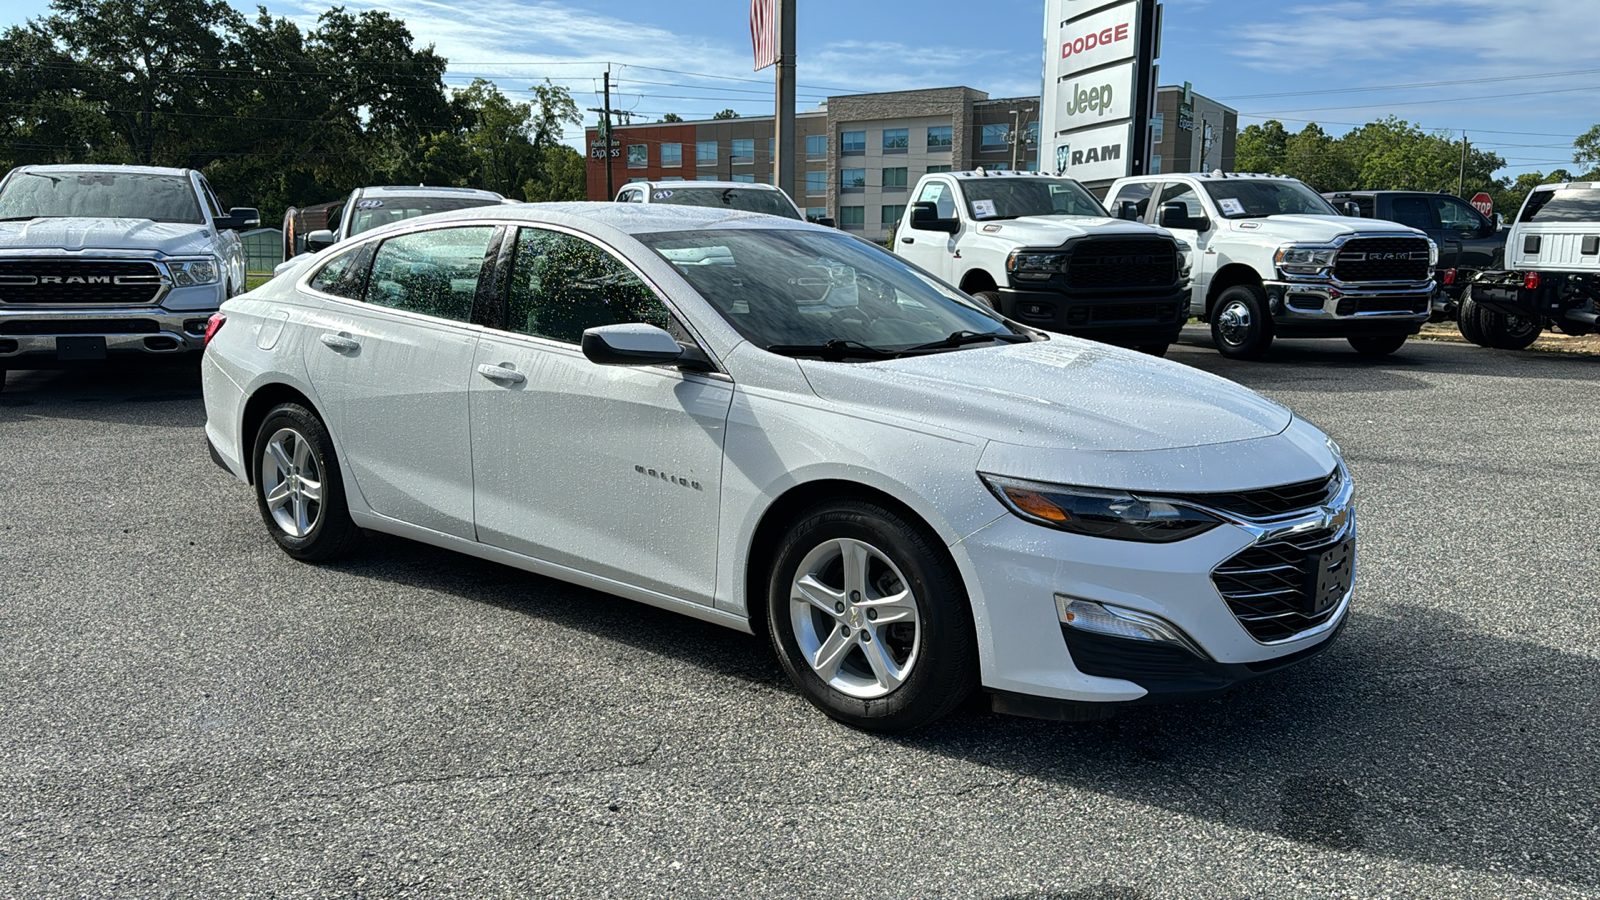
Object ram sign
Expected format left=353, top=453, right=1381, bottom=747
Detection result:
left=1041, top=0, right=1156, bottom=184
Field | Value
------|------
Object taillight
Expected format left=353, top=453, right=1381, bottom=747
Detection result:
left=1524, top=271, right=1541, bottom=291
left=1442, top=268, right=1456, bottom=285
left=204, top=312, right=226, bottom=346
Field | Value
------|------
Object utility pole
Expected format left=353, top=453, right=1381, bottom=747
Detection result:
left=1458, top=132, right=1468, bottom=197
left=1009, top=109, right=1021, bottom=171
left=586, top=71, right=617, bottom=199
left=774, top=0, right=796, bottom=201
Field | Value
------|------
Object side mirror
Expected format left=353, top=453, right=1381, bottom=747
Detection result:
left=910, top=201, right=959, bottom=234
left=814, top=216, right=836, bottom=228
left=215, top=207, right=261, bottom=231
left=581, top=323, right=686, bottom=367
left=1117, top=200, right=1141, bottom=221
left=304, top=229, right=337, bottom=252
left=1340, top=201, right=1362, bottom=217
left=1494, top=213, right=1505, bottom=233
left=1159, top=201, right=1207, bottom=231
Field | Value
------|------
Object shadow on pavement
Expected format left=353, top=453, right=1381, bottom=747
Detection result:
left=0, top=363, right=204, bottom=427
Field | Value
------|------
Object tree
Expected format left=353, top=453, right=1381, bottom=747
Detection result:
left=657, top=112, right=683, bottom=123
left=1575, top=124, right=1600, bottom=179
left=712, top=108, right=739, bottom=120
left=1234, top=120, right=1288, bottom=175
left=1281, top=123, right=1355, bottom=192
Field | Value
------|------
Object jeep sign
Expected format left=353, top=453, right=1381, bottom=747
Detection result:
left=1041, top=0, right=1151, bottom=184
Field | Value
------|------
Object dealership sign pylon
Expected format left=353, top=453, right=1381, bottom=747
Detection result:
left=1040, top=0, right=1161, bottom=188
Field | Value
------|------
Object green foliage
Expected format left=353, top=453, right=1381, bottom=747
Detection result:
left=712, top=108, right=739, bottom=120
left=658, top=113, right=683, bottom=123
left=1574, top=124, right=1600, bottom=179
left=1230, top=116, right=1510, bottom=199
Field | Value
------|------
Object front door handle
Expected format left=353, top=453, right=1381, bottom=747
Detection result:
left=319, top=332, right=359, bottom=352
left=477, top=363, right=526, bottom=385
left=900, top=237, right=915, bottom=244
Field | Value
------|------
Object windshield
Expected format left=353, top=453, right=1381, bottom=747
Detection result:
left=961, top=177, right=1107, bottom=220
left=1519, top=187, right=1600, bottom=223
left=348, top=196, right=502, bottom=236
left=637, top=228, right=1020, bottom=357
left=0, top=171, right=203, bottom=224
left=1203, top=179, right=1339, bottom=218
left=647, top=187, right=802, bottom=219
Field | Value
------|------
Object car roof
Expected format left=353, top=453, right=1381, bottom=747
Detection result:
left=353, top=185, right=506, bottom=200
left=1117, top=172, right=1300, bottom=183
left=371, top=201, right=821, bottom=238
left=14, top=164, right=193, bottom=178
left=625, top=181, right=784, bottom=192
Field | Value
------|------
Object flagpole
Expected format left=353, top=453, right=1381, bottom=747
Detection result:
left=775, top=0, right=796, bottom=202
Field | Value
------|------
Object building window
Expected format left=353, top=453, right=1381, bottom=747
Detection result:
left=882, top=167, right=908, bottom=190
left=882, top=128, right=908, bottom=153
left=627, top=144, right=647, bottom=168
left=881, top=204, right=905, bottom=225
left=1024, top=121, right=1038, bottom=146
left=927, top=125, right=952, bottom=150
left=696, top=141, right=717, bottom=166
left=805, top=171, right=827, bottom=195
left=980, top=124, right=1011, bottom=150
left=1151, top=113, right=1163, bottom=142
left=806, top=134, right=827, bottom=158
left=839, top=206, right=865, bottom=229
left=927, top=164, right=951, bottom=174
left=1022, top=159, right=1038, bottom=172
left=697, top=174, right=719, bottom=181
left=661, top=176, right=684, bottom=182
left=661, top=143, right=682, bottom=167
left=768, top=138, right=775, bottom=158
left=732, top=139, right=754, bottom=164
left=1150, top=155, right=1162, bottom=174
left=806, top=207, right=828, bottom=222
left=731, top=173, right=755, bottom=183
left=841, top=131, right=866, bottom=154
left=841, top=168, right=866, bottom=191
left=626, top=176, right=648, bottom=183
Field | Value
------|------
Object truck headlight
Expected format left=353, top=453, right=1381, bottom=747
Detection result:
left=1275, top=245, right=1339, bottom=275
left=980, top=474, right=1222, bottom=543
left=1174, top=239, right=1193, bottom=279
left=169, top=258, right=221, bottom=287
left=1006, top=250, right=1069, bottom=279
left=1426, top=239, right=1439, bottom=267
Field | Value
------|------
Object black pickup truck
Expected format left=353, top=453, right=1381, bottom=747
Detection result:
left=1322, top=190, right=1506, bottom=318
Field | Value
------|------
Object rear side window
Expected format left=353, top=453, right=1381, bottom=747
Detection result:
left=364, top=226, right=497, bottom=322
left=1386, top=196, right=1435, bottom=231
left=505, top=227, right=678, bottom=344
left=1519, top=188, right=1600, bottom=223
left=308, top=247, right=367, bottom=299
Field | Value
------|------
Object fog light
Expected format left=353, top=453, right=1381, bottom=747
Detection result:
left=1055, top=595, right=1209, bottom=658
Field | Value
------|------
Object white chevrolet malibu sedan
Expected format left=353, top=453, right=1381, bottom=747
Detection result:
left=201, top=203, right=1353, bottom=732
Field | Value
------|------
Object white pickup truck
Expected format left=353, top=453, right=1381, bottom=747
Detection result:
left=0, top=164, right=257, bottom=389
left=1106, top=172, right=1437, bottom=359
left=894, top=170, right=1191, bottom=353
left=1458, top=181, right=1599, bottom=350
left=280, top=185, right=507, bottom=276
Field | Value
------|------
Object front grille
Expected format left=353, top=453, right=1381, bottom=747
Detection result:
left=1182, top=471, right=1338, bottom=519
left=1212, top=527, right=1347, bottom=643
left=0, top=318, right=161, bottom=335
left=1066, top=302, right=1181, bottom=326
left=1336, top=296, right=1429, bottom=315
left=1067, top=239, right=1178, bottom=288
left=1333, top=237, right=1430, bottom=283
left=0, top=260, right=165, bottom=305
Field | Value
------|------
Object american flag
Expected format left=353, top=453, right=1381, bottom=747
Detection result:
left=750, top=0, right=777, bottom=71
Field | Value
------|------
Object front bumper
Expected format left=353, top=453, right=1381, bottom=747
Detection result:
left=1264, top=279, right=1431, bottom=337
left=997, top=285, right=1190, bottom=346
left=0, top=305, right=212, bottom=364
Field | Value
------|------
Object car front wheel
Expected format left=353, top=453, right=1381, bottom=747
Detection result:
left=252, top=402, right=361, bottom=561
left=767, top=499, right=976, bottom=732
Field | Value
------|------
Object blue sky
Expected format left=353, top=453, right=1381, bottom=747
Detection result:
left=7, top=0, right=1599, bottom=176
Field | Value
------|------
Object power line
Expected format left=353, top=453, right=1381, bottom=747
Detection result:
left=1219, top=67, right=1600, bottom=101
left=1243, top=84, right=1597, bottom=117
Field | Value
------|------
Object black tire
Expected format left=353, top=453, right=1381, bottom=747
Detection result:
left=1133, top=343, right=1170, bottom=357
left=251, top=402, right=361, bottom=561
left=1209, top=284, right=1274, bottom=359
left=1457, top=292, right=1490, bottom=346
left=1347, top=334, right=1407, bottom=356
left=971, top=290, right=1004, bottom=312
left=0, top=369, right=6, bottom=393
left=766, top=498, right=977, bottom=733
left=1479, top=308, right=1542, bottom=350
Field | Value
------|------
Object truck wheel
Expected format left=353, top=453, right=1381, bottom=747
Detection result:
left=1210, top=285, right=1273, bottom=359
left=0, top=369, right=6, bottom=393
left=1457, top=292, right=1491, bottom=346
left=1133, top=344, right=1170, bottom=357
left=972, top=290, right=1004, bottom=313
left=1347, top=335, right=1407, bottom=356
left=1480, top=309, right=1542, bottom=350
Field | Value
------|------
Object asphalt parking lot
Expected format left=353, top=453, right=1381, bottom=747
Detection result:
left=2, top=328, right=1596, bottom=899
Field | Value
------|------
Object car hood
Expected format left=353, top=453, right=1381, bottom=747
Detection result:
left=1228, top=214, right=1425, bottom=242
left=980, top=215, right=1169, bottom=247
left=798, top=336, right=1291, bottom=453
left=0, top=217, right=215, bottom=256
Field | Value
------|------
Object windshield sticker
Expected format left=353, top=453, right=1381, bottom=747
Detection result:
left=356, top=199, right=384, bottom=209
left=1018, top=341, right=1086, bottom=369
left=653, top=190, right=674, bottom=199
left=1217, top=197, right=1245, bottom=216
left=972, top=199, right=998, bottom=219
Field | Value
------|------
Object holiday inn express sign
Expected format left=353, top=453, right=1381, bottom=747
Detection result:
left=1041, top=0, right=1159, bottom=185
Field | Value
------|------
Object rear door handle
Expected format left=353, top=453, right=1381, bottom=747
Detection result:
left=477, top=363, right=525, bottom=385
left=319, top=333, right=359, bottom=352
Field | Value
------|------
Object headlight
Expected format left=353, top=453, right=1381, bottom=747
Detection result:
left=980, top=474, right=1223, bottom=543
left=1274, top=245, right=1339, bottom=275
left=1174, top=239, right=1193, bottom=278
left=1426, top=239, right=1439, bottom=267
left=169, top=258, right=221, bottom=287
left=1006, top=250, right=1069, bottom=279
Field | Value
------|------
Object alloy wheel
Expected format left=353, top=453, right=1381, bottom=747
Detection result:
left=260, top=427, right=324, bottom=538
left=788, top=537, right=922, bottom=699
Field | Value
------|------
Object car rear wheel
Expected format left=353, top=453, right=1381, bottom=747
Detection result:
left=1457, top=291, right=1490, bottom=346
left=767, top=499, right=976, bottom=732
left=1347, top=334, right=1407, bottom=356
left=253, top=402, right=361, bottom=561
left=1210, top=285, right=1273, bottom=359
left=1479, top=308, right=1542, bottom=350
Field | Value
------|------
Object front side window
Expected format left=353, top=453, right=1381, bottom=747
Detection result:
left=732, top=139, right=754, bottom=163
left=927, top=126, right=953, bottom=150
left=0, top=171, right=203, bottom=224
left=661, top=143, right=682, bottom=167
left=1158, top=182, right=1205, bottom=219
left=507, top=227, right=675, bottom=344
left=627, top=144, right=648, bottom=168
left=1435, top=196, right=1484, bottom=231
left=883, top=167, right=908, bottom=189
left=883, top=128, right=909, bottom=152
left=915, top=180, right=956, bottom=218
left=980, top=124, right=1011, bottom=150
left=841, top=131, right=866, bottom=154
left=1202, top=179, right=1340, bottom=218
left=364, top=226, right=496, bottom=322
left=841, top=168, right=866, bottom=191
left=805, top=171, right=827, bottom=195
left=961, top=177, right=1107, bottom=220
left=806, top=134, right=827, bottom=158
left=1108, top=182, right=1155, bottom=220
left=696, top=141, right=718, bottom=165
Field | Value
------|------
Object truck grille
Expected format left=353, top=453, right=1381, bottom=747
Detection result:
left=1068, top=239, right=1178, bottom=288
left=1336, top=296, right=1430, bottom=315
left=1064, top=302, right=1182, bottom=326
left=1183, top=471, right=1339, bottom=519
left=1212, top=526, right=1348, bottom=643
left=1333, top=238, right=1430, bottom=283
left=0, top=260, right=165, bottom=305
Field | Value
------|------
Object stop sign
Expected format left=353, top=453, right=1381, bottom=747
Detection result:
left=1471, top=192, right=1493, bottom=216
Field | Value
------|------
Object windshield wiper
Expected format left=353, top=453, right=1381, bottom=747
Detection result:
left=899, top=330, right=1031, bottom=354
left=765, top=339, right=895, bottom=360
